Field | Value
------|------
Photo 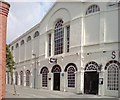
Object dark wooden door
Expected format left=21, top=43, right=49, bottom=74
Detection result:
left=53, top=73, right=60, bottom=90
left=84, top=72, right=99, bottom=95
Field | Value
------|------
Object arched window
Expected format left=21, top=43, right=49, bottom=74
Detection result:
left=16, top=43, right=19, bottom=48
left=34, top=31, right=39, bottom=38
left=20, top=71, right=24, bottom=85
left=40, top=67, right=49, bottom=87
left=108, top=65, right=118, bottom=90
left=67, top=66, right=76, bottom=87
left=54, top=19, right=64, bottom=55
left=85, top=61, right=99, bottom=71
left=20, top=40, right=24, bottom=46
left=105, top=60, right=120, bottom=90
left=86, top=4, right=100, bottom=15
left=15, top=71, right=18, bottom=85
left=26, top=70, right=30, bottom=86
left=51, top=65, right=62, bottom=73
left=27, top=36, right=31, bottom=42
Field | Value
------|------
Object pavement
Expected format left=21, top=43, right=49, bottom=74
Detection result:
left=5, top=84, right=119, bottom=99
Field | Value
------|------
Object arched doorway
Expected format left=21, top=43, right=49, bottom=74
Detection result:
left=84, top=61, right=99, bottom=95
left=20, top=71, right=23, bottom=85
left=15, top=71, right=18, bottom=85
left=26, top=70, right=30, bottom=86
left=7, top=72, right=10, bottom=84
left=51, top=65, right=61, bottom=90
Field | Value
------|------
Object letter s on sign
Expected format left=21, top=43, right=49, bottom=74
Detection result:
left=112, top=51, right=116, bottom=59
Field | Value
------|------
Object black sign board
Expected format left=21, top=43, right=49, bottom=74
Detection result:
left=49, top=58, right=57, bottom=64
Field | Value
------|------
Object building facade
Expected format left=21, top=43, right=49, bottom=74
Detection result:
left=6, top=2, right=120, bottom=97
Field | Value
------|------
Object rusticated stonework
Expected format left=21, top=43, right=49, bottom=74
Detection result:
left=0, top=1, right=10, bottom=99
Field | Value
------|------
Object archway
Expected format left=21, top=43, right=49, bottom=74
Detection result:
left=84, top=61, right=99, bottom=95
left=15, top=71, right=18, bottom=85
left=20, top=71, right=23, bottom=85
left=51, top=65, right=61, bottom=90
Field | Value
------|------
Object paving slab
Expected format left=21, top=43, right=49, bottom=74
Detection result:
left=5, top=84, right=119, bottom=99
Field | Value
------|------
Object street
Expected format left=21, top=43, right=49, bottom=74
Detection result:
left=5, top=84, right=118, bottom=99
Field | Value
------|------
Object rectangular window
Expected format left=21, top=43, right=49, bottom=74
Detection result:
left=66, top=26, right=70, bottom=52
left=48, top=34, right=51, bottom=56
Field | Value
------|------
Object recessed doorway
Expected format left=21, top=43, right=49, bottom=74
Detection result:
left=51, top=65, right=61, bottom=91
left=84, top=61, right=99, bottom=95
left=53, top=73, right=60, bottom=90
left=84, top=71, right=99, bottom=95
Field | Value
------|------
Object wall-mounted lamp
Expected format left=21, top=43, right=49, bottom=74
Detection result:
left=98, top=64, right=103, bottom=72
left=103, top=51, right=106, bottom=53
left=61, top=56, right=64, bottom=61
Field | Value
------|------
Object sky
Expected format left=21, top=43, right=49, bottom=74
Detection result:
left=6, top=0, right=55, bottom=44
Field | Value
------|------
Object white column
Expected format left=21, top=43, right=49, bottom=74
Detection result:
left=64, top=72, right=67, bottom=92
left=45, top=34, right=48, bottom=58
left=60, top=72, right=64, bottom=91
left=76, top=71, right=81, bottom=93
left=98, top=71, right=104, bottom=96
left=6, top=73, right=8, bottom=84
left=30, top=74, right=33, bottom=88
left=80, top=69, right=84, bottom=94
left=63, top=27, right=66, bottom=53
left=36, top=67, right=39, bottom=89
left=37, top=74, right=41, bottom=89
left=51, top=73, right=53, bottom=90
left=23, top=73, right=26, bottom=86
left=18, top=74, right=20, bottom=86
left=13, top=72, right=15, bottom=85
left=9, top=73, right=11, bottom=85
left=51, top=30, right=54, bottom=56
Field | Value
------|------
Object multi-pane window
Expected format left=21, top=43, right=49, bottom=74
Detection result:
left=86, top=4, right=100, bottom=15
left=66, top=26, right=70, bottom=52
left=21, top=40, right=24, bottom=46
left=27, top=36, right=31, bottom=42
left=48, top=34, right=51, bottom=56
left=26, top=70, right=30, bottom=86
left=20, top=71, right=23, bottom=85
left=41, top=67, right=48, bottom=87
left=16, top=43, right=19, bottom=48
left=107, top=64, right=118, bottom=90
left=68, top=66, right=75, bottom=88
left=34, top=31, right=39, bottom=38
left=54, top=19, right=64, bottom=55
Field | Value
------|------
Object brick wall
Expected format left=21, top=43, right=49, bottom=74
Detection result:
left=0, top=1, right=10, bottom=99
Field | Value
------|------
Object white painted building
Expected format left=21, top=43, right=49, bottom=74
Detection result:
left=6, top=1, right=120, bottom=97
